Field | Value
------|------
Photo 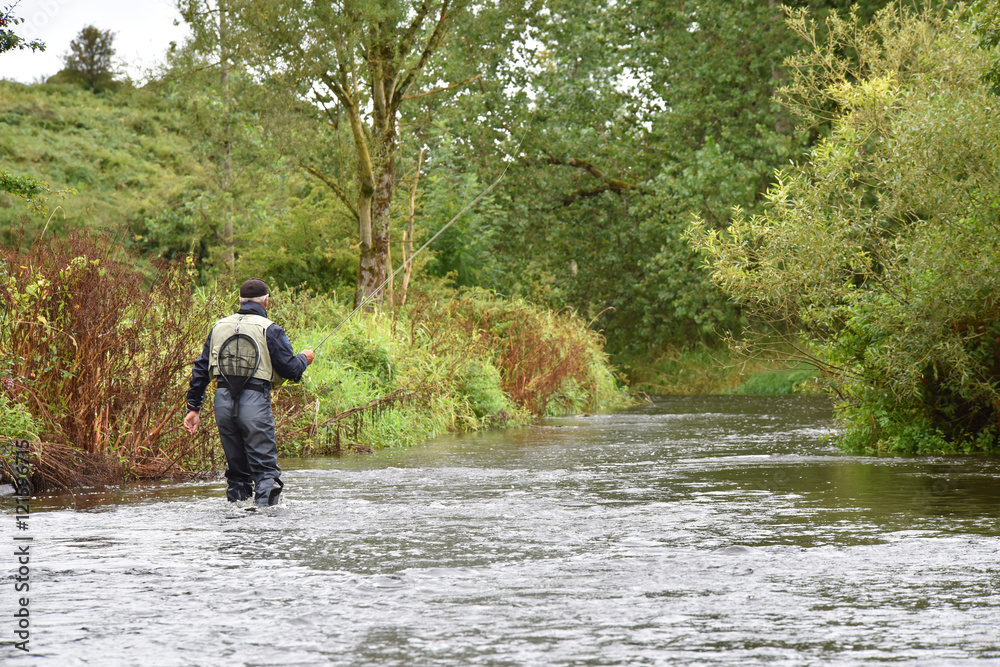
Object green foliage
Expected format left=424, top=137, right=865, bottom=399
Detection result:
left=417, top=139, right=506, bottom=289
left=0, top=4, right=44, bottom=56
left=733, top=366, right=817, bottom=396
left=0, top=81, right=209, bottom=245
left=2, top=0, right=900, bottom=369
left=692, top=4, right=1000, bottom=454
left=202, top=0, right=526, bottom=305
left=0, top=394, right=41, bottom=441
left=973, top=0, right=1000, bottom=94
left=427, top=0, right=893, bottom=359
left=454, top=358, right=512, bottom=420
left=234, top=185, right=357, bottom=293
left=0, top=170, right=51, bottom=212
left=335, top=332, right=395, bottom=387
left=623, top=343, right=797, bottom=397
left=269, top=285, right=629, bottom=456
left=0, top=79, right=310, bottom=280
left=404, top=287, right=629, bottom=415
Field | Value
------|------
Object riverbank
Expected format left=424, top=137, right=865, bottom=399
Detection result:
left=263, top=285, right=631, bottom=459
left=0, top=235, right=630, bottom=491
left=622, top=344, right=821, bottom=397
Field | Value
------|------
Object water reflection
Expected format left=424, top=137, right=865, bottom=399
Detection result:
left=4, top=395, right=1000, bottom=665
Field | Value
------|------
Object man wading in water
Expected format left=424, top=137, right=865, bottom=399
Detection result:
left=183, top=278, right=315, bottom=506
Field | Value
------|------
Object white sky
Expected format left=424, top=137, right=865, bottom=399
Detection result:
left=2, top=0, right=189, bottom=84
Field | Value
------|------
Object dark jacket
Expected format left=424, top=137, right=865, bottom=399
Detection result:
left=186, top=302, right=308, bottom=412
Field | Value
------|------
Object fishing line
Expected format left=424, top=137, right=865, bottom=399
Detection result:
left=314, top=122, right=533, bottom=351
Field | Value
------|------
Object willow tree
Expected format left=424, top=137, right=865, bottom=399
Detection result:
left=692, top=5, right=1000, bottom=454
left=225, top=0, right=482, bottom=306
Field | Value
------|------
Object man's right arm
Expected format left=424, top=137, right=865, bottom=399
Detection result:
left=267, top=324, right=314, bottom=382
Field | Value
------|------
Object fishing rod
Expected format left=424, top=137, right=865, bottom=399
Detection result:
left=313, top=141, right=524, bottom=351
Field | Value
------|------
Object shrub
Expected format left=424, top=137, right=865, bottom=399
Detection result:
left=692, top=5, right=1000, bottom=453
left=405, top=287, right=628, bottom=416
left=0, top=233, right=221, bottom=488
left=266, top=285, right=629, bottom=456
left=0, top=394, right=41, bottom=441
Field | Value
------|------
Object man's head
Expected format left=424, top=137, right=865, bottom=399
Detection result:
left=240, top=277, right=270, bottom=308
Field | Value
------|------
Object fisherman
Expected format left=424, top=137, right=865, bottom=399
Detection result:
left=183, top=278, right=315, bottom=506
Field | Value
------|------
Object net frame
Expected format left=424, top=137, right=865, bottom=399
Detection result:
left=217, top=332, right=261, bottom=418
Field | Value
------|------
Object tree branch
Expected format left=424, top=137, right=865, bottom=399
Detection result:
left=543, top=157, right=642, bottom=205
left=398, top=0, right=434, bottom=63
left=392, top=0, right=452, bottom=108
left=556, top=181, right=640, bottom=206
left=300, top=162, right=358, bottom=218
left=319, top=69, right=349, bottom=107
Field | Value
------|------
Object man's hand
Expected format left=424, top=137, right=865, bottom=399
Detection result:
left=184, top=410, right=200, bottom=434
left=302, top=349, right=316, bottom=365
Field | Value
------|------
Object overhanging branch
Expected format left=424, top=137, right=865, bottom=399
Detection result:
left=300, top=162, right=358, bottom=218
left=544, top=156, right=642, bottom=205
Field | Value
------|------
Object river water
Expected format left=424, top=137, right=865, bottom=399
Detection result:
left=3, top=395, right=1000, bottom=665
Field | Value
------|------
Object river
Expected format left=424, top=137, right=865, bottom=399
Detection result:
left=3, top=395, right=1000, bottom=665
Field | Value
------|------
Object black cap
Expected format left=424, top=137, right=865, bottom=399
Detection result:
left=240, top=277, right=270, bottom=298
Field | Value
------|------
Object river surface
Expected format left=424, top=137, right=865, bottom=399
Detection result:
left=3, top=395, right=1000, bottom=665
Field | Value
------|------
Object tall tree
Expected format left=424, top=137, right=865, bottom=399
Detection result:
left=64, top=25, right=116, bottom=92
left=225, top=0, right=487, bottom=307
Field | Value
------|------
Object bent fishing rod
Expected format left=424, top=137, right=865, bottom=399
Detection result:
left=313, top=148, right=521, bottom=352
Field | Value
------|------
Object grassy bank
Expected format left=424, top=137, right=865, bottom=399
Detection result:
left=258, top=286, right=629, bottom=458
left=0, top=81, right=208, bottom=243
left=0, top=236, right=629, bottom=491
left=624, top=344, right=821, bottom=397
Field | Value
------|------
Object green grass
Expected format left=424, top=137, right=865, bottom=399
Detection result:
left=731, top=365, right=818, bottom=395
left=623, top=343, right=820, bottom=396
left=0, top=81, right=210, bottom=244
left=265, top=287, right=631, bottom=456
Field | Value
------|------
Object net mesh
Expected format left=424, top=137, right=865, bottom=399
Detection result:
left=217, top=333, right=261, bottom=409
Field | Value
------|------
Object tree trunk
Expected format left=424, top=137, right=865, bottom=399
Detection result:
left=353, top=77, right=399, bottom=308
left=355, top=155, right=396, bottom=308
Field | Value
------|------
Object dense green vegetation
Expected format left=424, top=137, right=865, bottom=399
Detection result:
left=0, top=235, right=625, bottom=489
left=2, top=1, right=896, bottom=347
left=5, top=0, right=998, bottom=467
left=0, top=82, right=210, bottom=242
left=269, top=285, right=626, bottom=456
left=694, top=4, right=1000, bottom=454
